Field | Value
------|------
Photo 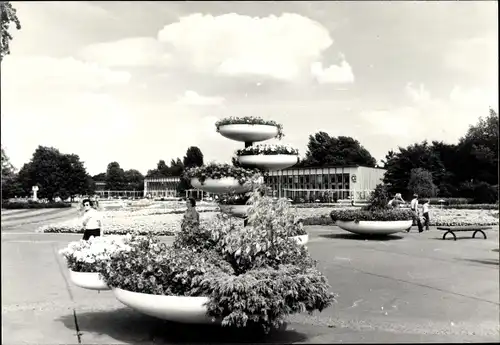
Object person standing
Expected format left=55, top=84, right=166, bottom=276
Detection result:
left=410, top=194, right=423, bottom=233
left=388, top=193, right=405, bottom=208
left=81, top=198, right=103, bottom=240
left=422, top=199, right=430, bottom=231
left=182, top=197, right=200, bottom=229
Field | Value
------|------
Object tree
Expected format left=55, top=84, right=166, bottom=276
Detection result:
left=383, top=141, right=445, bottom=198
left=407, top=168, right=437, bottom=198
left=92, top=172, right=107, bottom=182
left=1, top=146, right=23, bottom=199
left=105, top=162, right=126, bottom=190
left=1, top=1, right=21, bottom=62
left=1, top=146, right=15, bottom=185
left=124, top=169, right=144, bottom=191
left=169, top=158, right=184, bottom=177
left=183, top=146, right=204, bottom=169
left=15, top=146, right=91, bottom=200
left=302, top=132, right=377, bottom=167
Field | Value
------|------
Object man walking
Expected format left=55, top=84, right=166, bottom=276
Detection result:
left=410, top=194, right=423, bottom=233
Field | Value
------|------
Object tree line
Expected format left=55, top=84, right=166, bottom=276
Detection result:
left=2, top=109, right=497, bottom=203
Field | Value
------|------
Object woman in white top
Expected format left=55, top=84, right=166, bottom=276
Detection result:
left=81, top=198, right=103, bottom=240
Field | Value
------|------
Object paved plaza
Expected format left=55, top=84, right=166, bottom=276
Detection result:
left=2, top=210, right=499, bottom=344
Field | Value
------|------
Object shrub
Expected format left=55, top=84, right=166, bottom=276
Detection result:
left=215, top=116, right=284, bottom=140
left=364, top=183, right=391, bottom=211
left=2, top=201, right=72, bottom=209
left=472, top=182, right=498, bottom=204
left=330, top=209, right=413, bottom=222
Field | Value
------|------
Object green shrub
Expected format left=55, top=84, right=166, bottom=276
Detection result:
left=330, top=208, right=413, bottom=222
left=2, top=201, right=72, bottom=209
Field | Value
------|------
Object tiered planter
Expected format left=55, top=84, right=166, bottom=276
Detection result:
left=336, top=220, right=413, bottom=235
left=191, top=177, right=262, bottom=194
left=219, top=204, right=250, bottom=218
left=69, top=270, right=110, bottom=291
left=238, top=154, right=299, bottom=171
left=218, top=124, right=278, bottom=142
left=113, top=288, right=218, bottom=324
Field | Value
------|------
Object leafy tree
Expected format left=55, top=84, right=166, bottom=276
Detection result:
left=383, top=141, right=445, bottom=198
left=302, top=132, right=377, bottom=167
left=92, top=172, right=107, bottom=182
left=15, top=146, right=91, bottom=200
left=1, top=147, right=23, bottom=199
left=105, top=162, right=126, bottom=190
left=169, top=158, right=184, bottom=177
left=1, top=1, right=21, bottom=62
left=124, top=169, right=144, bottom=191
left=1, top=146, right=15, bottom=185
left=407, top=168, right=437, bottom=198
left=183, top=146, right=204, bottom=169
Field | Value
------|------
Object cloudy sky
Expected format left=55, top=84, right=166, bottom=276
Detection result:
left=1, top=1, right=498, bottom=175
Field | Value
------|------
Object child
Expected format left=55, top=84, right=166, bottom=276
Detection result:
left=422, top=199, right=430, bottom=230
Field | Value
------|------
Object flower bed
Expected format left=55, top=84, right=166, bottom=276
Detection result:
left=185, top=163, right=261, bottom=186
left=2, top=201, right=72, bottom=209
left=215, top=116, right=284, bottom=139
left=236, top=144, right=298, bottom=156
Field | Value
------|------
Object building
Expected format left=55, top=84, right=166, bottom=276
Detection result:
left=264, top=165, right=386, bottom=201
left=144, top=177, right=181, bottom=198
left=94, top=181, right=143, bottom=199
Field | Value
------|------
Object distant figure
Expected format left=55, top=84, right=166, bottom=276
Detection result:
left=388, top=193, right=405, bottom=208
left=422, top=199, right=430, bottom=230
left=183, top=197, right=200, bottom=228
left=81, top=198, right=103, bottom=240
left=409, top=194, right=423, bottom=233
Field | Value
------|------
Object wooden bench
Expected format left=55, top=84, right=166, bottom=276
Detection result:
left=437, top=226, right=491, bottom=241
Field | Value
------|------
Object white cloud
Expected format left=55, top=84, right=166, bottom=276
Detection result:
left=176, top=90, right=225, bottom=106
left=80, top=37, right=171, bottom=67
left=310, top=59, right=355, bottom=84
left=1, top=56, right=131, bottom=89
left=157, top=12, right=334, bottom=80
left=360, top=84, right=497, bottom=145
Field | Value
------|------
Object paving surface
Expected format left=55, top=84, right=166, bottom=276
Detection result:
left=1, top=210, right=499, bottom=344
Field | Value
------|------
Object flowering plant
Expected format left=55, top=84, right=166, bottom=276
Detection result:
left=218, top=194, right=251, bottom=205
left=330, top=208, right=414, bottom=222
left=215, top=116, right=284, bottom=139
left=236, top=143, right=299, bottom=156
left=59, top=235, right=134, bottom=273
left=184, top=163, right=262, bottom=186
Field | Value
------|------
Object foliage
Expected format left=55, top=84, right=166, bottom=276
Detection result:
left=184, top=163, right=262, bottom=185
left=1, top=1, right=21, bottom=61
left=215, top=116, right=284, bottom=140
left=14, top=146, right=93, bottom=200
left=218, top=194, right=251, bottom=205
left=1, top=147, right=23, bottom=198
left=383, top=109, right=499, bottom=200
left=2, top=201, right=72, bottom=209
left=236, top=144, right=299, bottom=156
left=407, top=168, right=437, bottom=198
left=299, top=132, right=377, bottom=167
left=471, top=181, right=498, bottom=204
left=183, top=146, right=204, bottom=169
left=123, top=169, right=144, bottom=191
left=330, top=208, right=414, bottom=222
left=105, top=162, right=127, bottom=190
left=364, top=183, right=391, bottom=211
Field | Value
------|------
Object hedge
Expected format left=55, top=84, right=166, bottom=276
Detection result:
left=2, top=201, right=72, bottom=209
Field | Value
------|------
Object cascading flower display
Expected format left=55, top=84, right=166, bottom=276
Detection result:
left=215, top=116, right=284, bottom=139
left=236, top=143, right=299, bottom=156
left=184, top=163, right=262, bottom=185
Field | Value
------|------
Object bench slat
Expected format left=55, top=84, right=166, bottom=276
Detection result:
left=437, top=226, right=492, bottom=231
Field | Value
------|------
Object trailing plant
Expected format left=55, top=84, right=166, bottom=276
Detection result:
left=218, top=194, right=251, bottom=206
left=330, top=208, right=414, bottom=222
left=184, top=163, right=261, bottom=186
left=215, top=116, right=284, bottom=139
left=236, top=144, right=298, bottom=156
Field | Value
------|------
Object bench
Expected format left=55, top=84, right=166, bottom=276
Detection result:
left=436, top=226, right=492, bottom=241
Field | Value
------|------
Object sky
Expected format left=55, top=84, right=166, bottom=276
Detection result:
left=1, top=1, right=498, bottom=176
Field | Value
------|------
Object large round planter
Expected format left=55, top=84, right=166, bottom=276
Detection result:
left=113, top=288, right=218, bottom=324
left=290, top=234, right=309, bottom=246
left=69, top=270, right=110, bottom=291
left=238, top=154, right=299, bottom=171
left=191, top=177, right=262, bottom=194
left=219, top=204, right=250, bottom=218
left=336, top=220, right=413, bottom=235
left=218, top=124, right=278, bottom=143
